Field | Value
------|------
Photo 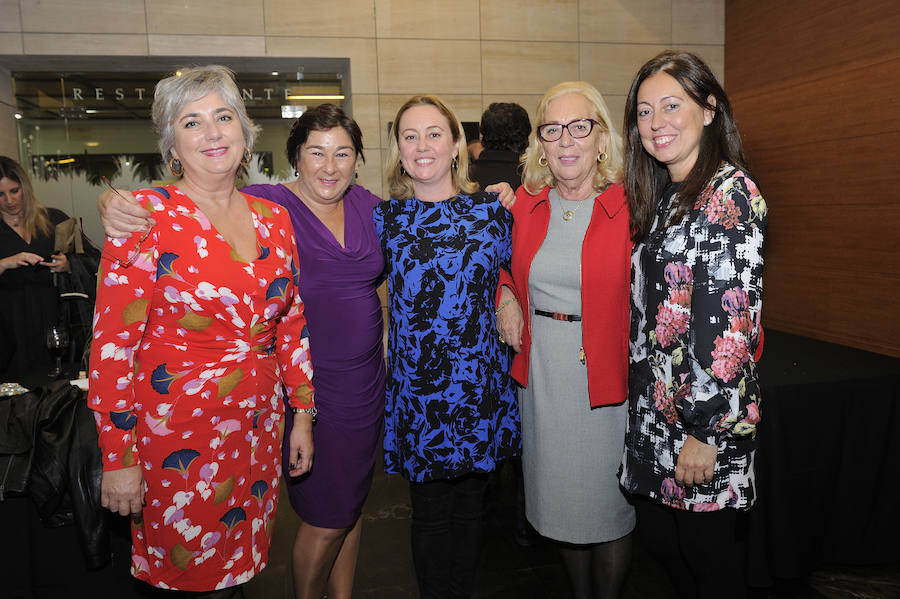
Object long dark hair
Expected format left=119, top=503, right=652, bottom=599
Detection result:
left=624, top=50, right=752, bottom=240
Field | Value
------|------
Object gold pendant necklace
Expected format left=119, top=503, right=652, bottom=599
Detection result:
left=556, top=196, right=583, bottom=222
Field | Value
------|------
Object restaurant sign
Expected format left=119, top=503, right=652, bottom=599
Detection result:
left=14, top=71, right=344, bottom=120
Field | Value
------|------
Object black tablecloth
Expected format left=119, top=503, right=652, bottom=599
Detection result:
left=750, top=330, right=900, bottom=584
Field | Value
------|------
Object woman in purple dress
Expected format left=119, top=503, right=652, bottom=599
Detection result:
left=99, top=104, right=385, bottom=599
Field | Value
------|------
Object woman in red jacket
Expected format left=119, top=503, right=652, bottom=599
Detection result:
left=496, top=81, right=633, bottom=599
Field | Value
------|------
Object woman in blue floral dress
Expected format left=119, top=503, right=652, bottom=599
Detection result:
left=620, top=51, right=767, bottom=599
left=373, top=94, right=519, bottom=599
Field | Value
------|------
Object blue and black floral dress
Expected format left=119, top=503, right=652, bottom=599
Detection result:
left=373, top=191, right=520, bottom=482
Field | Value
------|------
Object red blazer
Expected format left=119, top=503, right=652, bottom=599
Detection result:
left=498, top=184, right=631, bottom=407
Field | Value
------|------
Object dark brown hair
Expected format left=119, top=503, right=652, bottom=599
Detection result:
left=624, top=50, right=753, bottom=240
left=480, top=102, right=531, bottom=154
left=285, top=103, right=365, bottom=169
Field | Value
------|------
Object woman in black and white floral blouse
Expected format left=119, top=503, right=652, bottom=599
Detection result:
left=620, top=51, right=767, bottom=599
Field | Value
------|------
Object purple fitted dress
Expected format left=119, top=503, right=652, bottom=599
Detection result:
left=241, top=183, right=386, bottom=528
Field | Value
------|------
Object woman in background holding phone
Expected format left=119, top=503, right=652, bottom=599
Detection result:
left=0, top=156, right=72, bottom=382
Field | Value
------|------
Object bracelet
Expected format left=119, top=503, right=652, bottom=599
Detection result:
left=291, top=406, right=318, bottom=422
left=495, top=298, right=514, bottom=316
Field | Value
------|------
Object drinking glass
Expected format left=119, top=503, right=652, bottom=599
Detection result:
left=46, top=324, right=69, bottom=380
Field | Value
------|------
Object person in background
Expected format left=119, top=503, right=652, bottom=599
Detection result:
left=495, top=81, right=635, bottom=599
left=0, top=156, right=72, bottom=382
left=374, top=94, right=520, bottom=599
left=467, top=101, right=537, bottom=546
left=89, top=65, right=315, bottom=597
left=620, top=50, right=767, bottom=599
left=469, top=102, right=531, bottom=190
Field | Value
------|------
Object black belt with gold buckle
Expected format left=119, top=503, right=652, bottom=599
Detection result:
left=534, top=309, right=581, bottom=322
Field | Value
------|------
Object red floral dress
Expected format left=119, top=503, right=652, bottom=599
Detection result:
left=88, top=186, right=314, bottom=591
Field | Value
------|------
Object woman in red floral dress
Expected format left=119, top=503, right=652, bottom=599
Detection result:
left=88, top=65, right=315, bottom=596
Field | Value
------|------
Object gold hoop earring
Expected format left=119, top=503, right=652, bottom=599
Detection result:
left=169, top=156, right=183, bottom=177
left=241, top=147, right=252, bottom=167
left=597, top=152, right=608, bottom=164
left=538, top=154, right=548, bottom=167
left=451, top=155, right=459, bottom=171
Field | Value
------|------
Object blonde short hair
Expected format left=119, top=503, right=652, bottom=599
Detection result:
left=152, top=65, right=261, bottom=163
left=385, top=94, right=478, bottom=201
left=521, top=81, right=623, bottom=195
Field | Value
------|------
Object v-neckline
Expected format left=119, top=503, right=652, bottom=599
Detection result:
left=1, top=218, right=32, bottom=245
left=281, top=183, right=348, bottom=251
left=175, top=186, right=262, bottom=264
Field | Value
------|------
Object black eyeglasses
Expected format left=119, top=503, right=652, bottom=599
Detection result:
left=536, top=118, right=601, bottom=142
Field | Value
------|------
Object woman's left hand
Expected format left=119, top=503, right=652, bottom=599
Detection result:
left=39, top=252, right=70, bottom=273
left=675, top=435, right=717, bottom=486
left=287, top=412, right=315, bottom=477
left=496, top=286, right=524, bottom=352
left=486, top=182, right=516, bottom=210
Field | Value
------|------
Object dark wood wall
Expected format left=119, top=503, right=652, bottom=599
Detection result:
left=725, top=0, right=900, bottom=357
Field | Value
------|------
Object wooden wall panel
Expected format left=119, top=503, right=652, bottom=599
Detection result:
left=763, top=205, right=900, bottom=275
left=733, top=54, right=900, bottom=152
left=726, top=1, right=900, bottom=93
left=726, top=0, right=900, bottom=357
left=748, top=135, right=898, bottom=207
left=762, top=267, right=899, bottom=357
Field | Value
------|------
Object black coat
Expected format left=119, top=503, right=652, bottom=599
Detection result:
left=0, top=381, right=108, bottom=568
left=470, top=149, right=523, bottom=190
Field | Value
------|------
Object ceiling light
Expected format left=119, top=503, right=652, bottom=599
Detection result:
left=285, top=95, right=345, bottom=100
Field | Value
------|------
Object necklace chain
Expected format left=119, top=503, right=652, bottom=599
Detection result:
left=555, top=196, right=585, bottom=222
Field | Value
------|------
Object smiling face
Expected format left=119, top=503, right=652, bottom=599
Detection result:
left=170, top=91, right=245, bottom=179
left=539, top=93, right=607, bottom=197
left=397, top=104, right=458, bottom=197
left=293, top=127, right=358, bottom=206
left=0, top=177, right=24, bottom=220
left=636, top=71, right=715, bottom=182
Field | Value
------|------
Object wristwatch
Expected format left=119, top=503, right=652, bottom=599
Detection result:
left=291, top=406, right=318, bottom=423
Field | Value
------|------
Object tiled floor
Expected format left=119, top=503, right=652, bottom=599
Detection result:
left=243, top=457, right=900, bottom=599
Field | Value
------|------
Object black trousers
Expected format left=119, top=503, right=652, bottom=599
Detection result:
left=635, top=497, right=747, bottom=599
left=408, top=472, right=490, bottom=599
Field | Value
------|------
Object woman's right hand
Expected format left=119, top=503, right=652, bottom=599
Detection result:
left=101, top=465, right=145, bottom=516
left=0, top=251, right=44, bottom=275
left=486, top=182, right=516, bottom=210
left=496, top=286, right=524, bottom=352
left=99, top=188, right=154, bottom=238
left=287, top=412, right=315, bottom=477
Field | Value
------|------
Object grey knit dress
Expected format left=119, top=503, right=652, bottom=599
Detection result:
left=519, top=189, right=635, bottom=544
